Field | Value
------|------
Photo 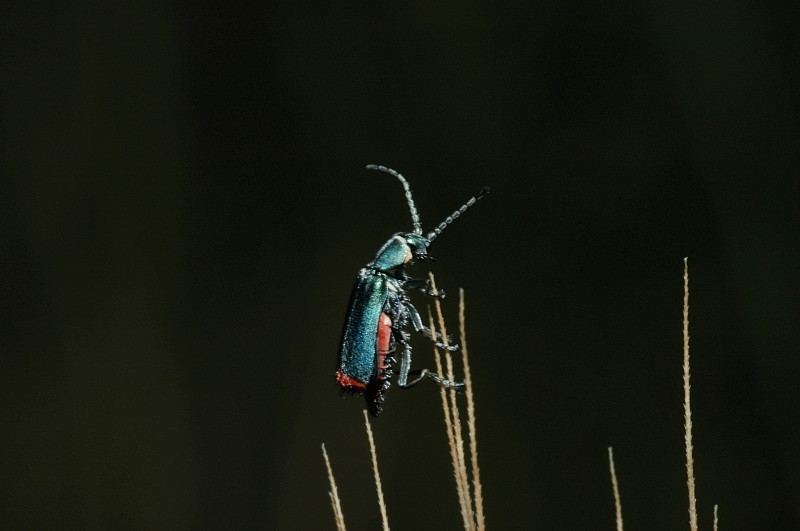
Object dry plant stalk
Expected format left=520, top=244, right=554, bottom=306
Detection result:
left=434, top=288, right=472, bottom=524
left=460, top=288, right=485, bottom=531
left=683, top=257, right=699, bottom=531
left=713, top=504, right=718, bottom=531
left=363, top=409, right=391, bottom=531
left=427, top=309, right=473, bottom=530
left=428, top=273, right=484, bottom=531
left=607, top=446, right=624, bottom=531
left=321, top=443, right=347, bottom=531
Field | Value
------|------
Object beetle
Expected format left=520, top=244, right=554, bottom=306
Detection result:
left=337, top=164, right=489, bottom=416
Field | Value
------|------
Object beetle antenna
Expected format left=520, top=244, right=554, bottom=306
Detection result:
left=427, top=186, right=490, bottom=242
left=366, top=164, right=422, bottom=235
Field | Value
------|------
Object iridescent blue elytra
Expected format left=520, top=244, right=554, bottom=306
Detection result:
left=339, top=268, right=392, bottom=385
left=336, top=165, right=489, bottom=416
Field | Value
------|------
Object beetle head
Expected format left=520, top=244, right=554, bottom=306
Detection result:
left=403, top=233, right=431, bottom=261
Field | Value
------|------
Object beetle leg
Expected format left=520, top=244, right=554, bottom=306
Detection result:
left=432, top=338, right=458, bottom=351
left=398, top=272, right=447, bottom=300
left=403, top=277, right=436, bottom=295
left=391, top=327, right=413, bottom=387
left=425, top=285, right=447, bottom=300
left=405, top=301, right=424, bottom=331
left=394, top=329, right=464, bottom=389
left=405, top=302, right=459, bottom=351
left=400, top=367, right=465, bottom=389
left=420, top=282, right=447, bottom=300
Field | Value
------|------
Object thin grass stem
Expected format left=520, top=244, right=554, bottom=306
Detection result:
left=321, top=443, right=347, bottom=531
left=607, top=446, right=624, bottom=531
left=460, top=288, right=485, bottom=531
left=429, top=273, right=475, bottom=530
left=427, top=305, right=473, bottom=530
left=363, top=409, right=390, bottom=531
left=683, top=257, right=699, bottom=531
left=428, top=309, right=460, bottom=481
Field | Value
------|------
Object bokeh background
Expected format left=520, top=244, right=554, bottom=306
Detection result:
left=2, top=2, right=799, bottom=529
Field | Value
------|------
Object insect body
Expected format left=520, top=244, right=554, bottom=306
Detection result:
left=337, top=164, right=489, bottom=416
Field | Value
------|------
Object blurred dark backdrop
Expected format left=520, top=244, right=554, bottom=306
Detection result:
left=2, top=2, right=799, bottom=529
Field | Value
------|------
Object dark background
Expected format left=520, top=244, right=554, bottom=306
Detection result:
left=2, top=2, right=799, bottom=529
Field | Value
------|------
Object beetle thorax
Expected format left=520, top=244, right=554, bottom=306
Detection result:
left=369, top=235, right=413, bottom=271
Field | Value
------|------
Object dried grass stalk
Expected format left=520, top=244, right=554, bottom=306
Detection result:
left=460, top=288, right=485, bottom=531
left=683, top=257, right=699, bottom=531
left=363, top=409, right=390, bottom=531
left=429, top=273, right=483, bottom=531
left=713, top=504, right=718, bottom=531
left=607, top=446, right=624, bottom=531
left=427, top=308, right=473, bottom=530
left=321, top=443, right=347, bottom=531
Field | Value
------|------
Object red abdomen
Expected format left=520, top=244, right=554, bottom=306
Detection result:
left=376, top=312, right=392, bottom=381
